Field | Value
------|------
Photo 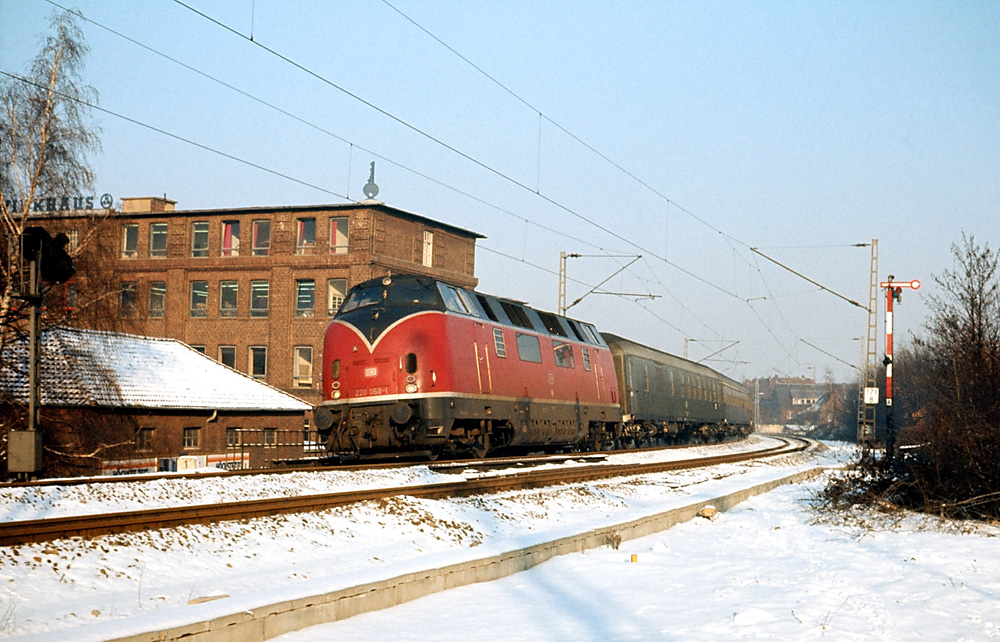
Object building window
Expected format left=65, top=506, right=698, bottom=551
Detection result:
left=190, top=345, right=206, bottom=354
left=330, top=216, right=349, bottom=254
left=190, top=281, right=208, bottom=317
left=252, top=220, right=270, bottom=256
left=250, top=280, right=269, bottom=317
left=226, top=427, right=241, bottom=448
left=135, top=427, right=154, bottom=451
left=191, top=221, right=209, bottom=257
left=148, top=281, right=166, bottom=318
left=119, top=282, right=137, bottom=317
left=221, top=220, right=240, bottom=256
left=219, top=345, right=236, bottom=369
left=66, top=229, right=79, bottom=253
left=183, top=427, right=200, bottom=449
left=327, top=278, right=347, bottom=316
left=296, top=218, right=316, bottom=254
left=295, top=279, right=315, bottom=317
left=64, top=282, right=79, bottom=312
left=150, top=222, right=168, bottom=258
left=121, top=224, right=138, bottom=258
left=264, top=428, right=277, bottom=446
left=293, top=346, right=313, bottom=387
left=422, top=230, right=433, bottom=267
left=220, top=280, right=238, bottom=317
left=249, top=346, right=267, bottom=378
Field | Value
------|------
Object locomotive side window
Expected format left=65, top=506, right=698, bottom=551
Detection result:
left=582, top=323, right=602, bottom=344
left=581, top=346, right=591, bottom=371
left=493, top=328, right=507, bottom=357
left=553, top=341, right=575, bottom=368
left=515, top=333, right=542, bottom=363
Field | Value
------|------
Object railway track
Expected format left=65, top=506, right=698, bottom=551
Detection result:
left=0, top=437, right=810, bottom=547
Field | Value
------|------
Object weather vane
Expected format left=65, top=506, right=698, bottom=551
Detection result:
left=363, top=162, right=379, bottom=200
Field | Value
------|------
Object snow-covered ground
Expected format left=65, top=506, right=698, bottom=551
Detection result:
left=2, top=437, right=997, bottom=641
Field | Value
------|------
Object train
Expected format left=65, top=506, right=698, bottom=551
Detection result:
left=312, top=274, right=753, bottom=459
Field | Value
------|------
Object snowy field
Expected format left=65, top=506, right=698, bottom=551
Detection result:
left=1, top=438, right=997, bottom=641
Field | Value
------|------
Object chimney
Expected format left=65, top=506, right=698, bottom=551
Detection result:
left=122, top=196, right=177, bottom=213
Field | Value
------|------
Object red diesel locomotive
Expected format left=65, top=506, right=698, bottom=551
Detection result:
left=312, top=274, right=623, bottom=459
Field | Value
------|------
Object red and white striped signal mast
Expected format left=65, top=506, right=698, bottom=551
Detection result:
left=879, top=275, right=920, bottom=459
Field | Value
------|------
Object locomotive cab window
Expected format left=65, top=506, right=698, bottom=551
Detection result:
left=553, top=341, right=575, bottom=368
left=438, top=283, right=478, bottom=316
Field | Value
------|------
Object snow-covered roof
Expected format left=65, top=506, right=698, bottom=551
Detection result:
left=0, top=327, right=310, bottom=412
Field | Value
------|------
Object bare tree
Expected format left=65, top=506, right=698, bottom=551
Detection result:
left=1, top=8, right=101, bottom=347
left=822, top=235, right=1000, bottom=521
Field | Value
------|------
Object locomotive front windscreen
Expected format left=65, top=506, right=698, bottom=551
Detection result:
left=339, top=279, right=444, bottom=314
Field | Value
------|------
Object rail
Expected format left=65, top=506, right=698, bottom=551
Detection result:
left=0, top=437, right=810, bottom=547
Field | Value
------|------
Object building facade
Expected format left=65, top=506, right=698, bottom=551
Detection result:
left=33, top=196, right=482, bottom=406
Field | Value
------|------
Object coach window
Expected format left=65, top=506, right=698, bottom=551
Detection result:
left=330, top=216, right=349, bottom=254
left=581, top=346, right=591, bottom=371
left=190, top=281, right=208, bottom=317
left=183, top=427, right=200, bottom=449
left=149, top=223, right=168, bottom=257
left=293, top=346, right=313, bottom=387
left=295, top=279, right=315, bottom=317
left=252, top=220, right=271, bottom=256
left=148, top=281, right=166, bottom=318
left=221, top=220, right=240, bottom=256
left=250, top=280, right=269, bottom=317
left=119, top=282, right=137, bottom=317
left=219, top=345, right=236, bottom=369
left=220, top=281, right=238, bottom=317
left=249, top=346, right=267, bottom=379
left=191, top=222, right=209, bottom=258
left=296, top=218, right=316, bottom=254
left=121, top=224, right=138, bottom=258
left=327, top=278, right=347, bottom=316
left=515, top=333, right=542, bottom=363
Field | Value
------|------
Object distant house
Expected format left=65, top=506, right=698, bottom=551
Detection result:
left=1, top=327, right=310, bottom=477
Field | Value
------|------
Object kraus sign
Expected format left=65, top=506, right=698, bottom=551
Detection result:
left=4, top=193, right=114, bottom=213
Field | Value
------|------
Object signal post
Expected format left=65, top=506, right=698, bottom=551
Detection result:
left=880, top=276, right=920, bottom=460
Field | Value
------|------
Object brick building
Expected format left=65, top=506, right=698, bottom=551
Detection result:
left=31, top=196, right=482, bottom=406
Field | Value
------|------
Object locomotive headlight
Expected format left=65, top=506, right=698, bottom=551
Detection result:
left=405, top=383, right=418, bottom=393
left=332, top=390, right=342, bottom=399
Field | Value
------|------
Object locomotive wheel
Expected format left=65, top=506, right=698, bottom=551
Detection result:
left=469, top=433, right=490, bottom=459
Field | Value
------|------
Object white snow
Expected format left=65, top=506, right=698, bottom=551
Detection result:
left=1, top=437, right=998, bottom=641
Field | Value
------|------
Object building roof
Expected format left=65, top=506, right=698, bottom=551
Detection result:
left=0, top=327, right=310, bottom=412
left=115, top=198, right=486, bottom=240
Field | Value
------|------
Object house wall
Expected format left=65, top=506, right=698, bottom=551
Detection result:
left=30, top=200, right=480, bottom=407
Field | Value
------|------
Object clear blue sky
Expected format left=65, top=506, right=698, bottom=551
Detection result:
left=3, top=0, right=999, bottom=383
